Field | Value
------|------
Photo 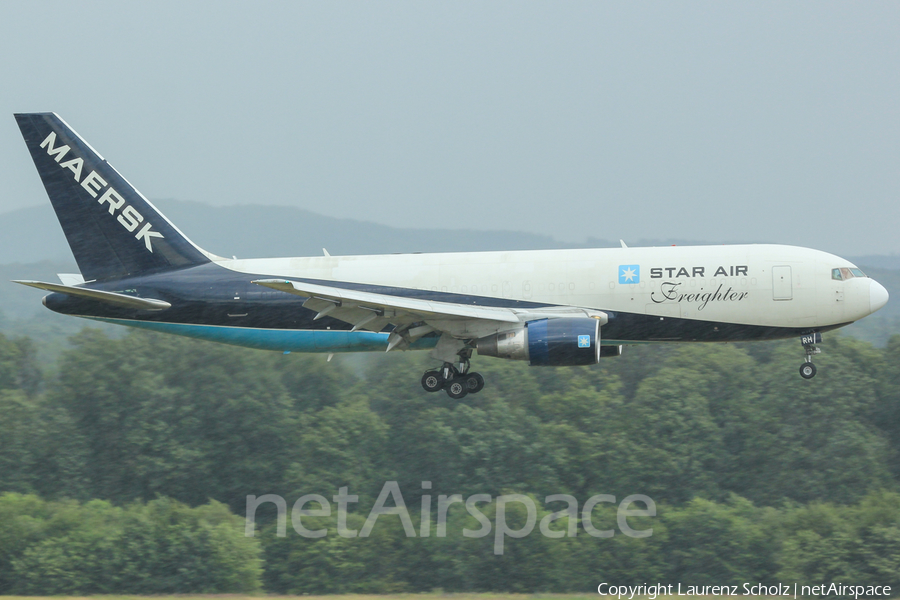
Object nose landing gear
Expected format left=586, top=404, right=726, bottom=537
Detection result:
left=799, top=333, right=822, bottom=379
left=421, top=359, right=484, bottom=398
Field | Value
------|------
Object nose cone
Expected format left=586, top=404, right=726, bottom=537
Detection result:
left=870, top=279, right=889, bottom=314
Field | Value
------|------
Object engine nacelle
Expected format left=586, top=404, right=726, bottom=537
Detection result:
left=476, top=317, right=608, bottom=366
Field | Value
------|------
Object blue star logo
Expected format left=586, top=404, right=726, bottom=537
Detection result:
left=618, top=265, right=640, bottom=284
left=577, top=335, right=591, bottom=348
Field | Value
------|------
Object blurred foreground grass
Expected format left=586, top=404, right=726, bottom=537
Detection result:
left=0, top=595, right=859, bottom=600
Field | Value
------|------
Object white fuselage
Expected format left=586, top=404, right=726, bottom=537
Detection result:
left=219, top=243, right=879, bottom=335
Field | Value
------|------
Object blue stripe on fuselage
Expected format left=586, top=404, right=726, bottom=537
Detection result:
left=87, top=317, right=439, bottom=353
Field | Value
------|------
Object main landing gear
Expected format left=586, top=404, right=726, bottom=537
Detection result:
left=799, top=333, right=822, bottom=379
left=421, top=359, right=484, bottom=399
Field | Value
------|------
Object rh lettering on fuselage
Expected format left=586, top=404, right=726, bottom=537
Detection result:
left=650, top=265, right=748, bottom=278
left=39, top=131, right=164, bottom=252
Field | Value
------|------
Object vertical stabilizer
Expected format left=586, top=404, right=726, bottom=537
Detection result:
left=15, top=113, right=211, bottom=281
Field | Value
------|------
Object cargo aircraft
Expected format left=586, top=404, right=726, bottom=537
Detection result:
left=12, top=113, right=889, bottom=398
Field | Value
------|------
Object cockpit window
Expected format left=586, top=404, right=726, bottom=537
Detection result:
left=832, top=267, right=868, bottom=281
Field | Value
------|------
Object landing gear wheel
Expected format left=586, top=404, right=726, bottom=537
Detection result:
left=421, top=370, right=444, bottom=393
left=445, top=378, right=469, bottom=399
left=464, top=372, right=484, bottom=394
left=800, top=362, right=817, bottom=379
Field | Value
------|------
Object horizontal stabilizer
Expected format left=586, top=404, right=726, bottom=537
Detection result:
left=12, top=280, right=171, bottom=311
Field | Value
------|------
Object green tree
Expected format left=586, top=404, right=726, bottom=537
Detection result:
left=282, top=395, right=395, bottom=506
left=734, top=339, right=892, bottom=505
left=0, top=333, right=41, bottom=396
left=0, top=493, right=57, bottom=593
left=618, top=364, right=728, bottom=503
left=427, top=494, right=571, bottom=592
left=262, top=512, right=415, bottom=594
left=778, top=491, right=900, bottom=593
left=659, top=495, right=779, bottom=584
left=875, top=334, right=900, bottom=477
left=2, top=494, right=262, bottom=594
left=0, top=391, right=88, bottom=500
left=48, top=329, right=301, bottom=510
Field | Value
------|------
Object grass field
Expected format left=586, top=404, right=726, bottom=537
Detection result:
left=0, top=595, right=852, bottom=600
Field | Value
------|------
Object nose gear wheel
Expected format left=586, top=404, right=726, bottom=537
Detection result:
left=800, top=362, right=817, bottom=379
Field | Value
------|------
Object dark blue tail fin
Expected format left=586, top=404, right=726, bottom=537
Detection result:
left=15, top=113, right=211, bottom=281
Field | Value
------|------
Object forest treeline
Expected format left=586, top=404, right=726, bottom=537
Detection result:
left=1, top=328, right=899, bottom=593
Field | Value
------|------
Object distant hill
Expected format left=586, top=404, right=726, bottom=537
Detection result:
left=0, top=200, right=582, bottom=263
left=3, top=199, right=898, bottom=267
left=0, top=199, right=731, bottom=264
left=845, top=255, right=900, bottom=271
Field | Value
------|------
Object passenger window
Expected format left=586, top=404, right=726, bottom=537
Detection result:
left=832, top=268, right=842, bottom=281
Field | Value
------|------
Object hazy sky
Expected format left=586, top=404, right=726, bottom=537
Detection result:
left=1, top=2, right=898, bottom=256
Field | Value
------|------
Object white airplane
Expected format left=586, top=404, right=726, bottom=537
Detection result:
left=13, top=113, right=889, bottom=397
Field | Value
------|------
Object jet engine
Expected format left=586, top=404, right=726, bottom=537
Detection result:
left=476, top=317, right=619, bottom=366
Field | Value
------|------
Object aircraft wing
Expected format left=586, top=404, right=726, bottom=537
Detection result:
left=252, top=278, right=607, bottom=350
left=253, top=278, right=521, bottom=326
